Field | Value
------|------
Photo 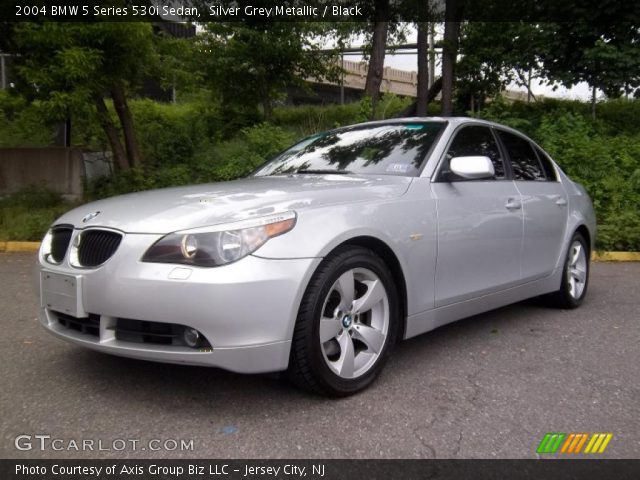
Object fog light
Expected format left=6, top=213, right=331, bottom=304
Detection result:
left=183, top=327, right=202, bottom=348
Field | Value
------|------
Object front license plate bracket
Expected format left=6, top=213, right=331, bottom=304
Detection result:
left=40, top=271, right=87, bottom=318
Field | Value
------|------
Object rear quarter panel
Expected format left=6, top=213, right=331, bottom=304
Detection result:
left=558, top=168, right=597, bottom=253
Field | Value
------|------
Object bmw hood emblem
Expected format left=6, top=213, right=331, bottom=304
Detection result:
left=82, top=211, right=101, bottom=223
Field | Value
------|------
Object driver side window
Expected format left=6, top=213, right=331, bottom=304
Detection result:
left=444, top=126, right=506, bottom=180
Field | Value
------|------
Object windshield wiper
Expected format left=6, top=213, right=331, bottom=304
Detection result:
left=296, top=169, right=352, bottom=175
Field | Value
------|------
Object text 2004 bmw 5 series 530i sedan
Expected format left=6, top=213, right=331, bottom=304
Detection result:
left=35, top=118, right=595, bottom=396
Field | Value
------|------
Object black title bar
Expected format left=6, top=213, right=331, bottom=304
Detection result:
left=3, top=0, right=640, bottom=22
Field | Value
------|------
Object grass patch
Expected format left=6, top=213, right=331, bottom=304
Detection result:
left=0, top=186, right=75, bottom=241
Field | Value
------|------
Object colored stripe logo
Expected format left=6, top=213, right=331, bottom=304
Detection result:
left=537, top=433, right=612, bottom=454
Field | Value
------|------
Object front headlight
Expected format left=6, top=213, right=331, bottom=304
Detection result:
left=141, top=211, right=296, bottom=267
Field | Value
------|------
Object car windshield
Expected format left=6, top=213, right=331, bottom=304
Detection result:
left=254, top=122, right=446, bottom=177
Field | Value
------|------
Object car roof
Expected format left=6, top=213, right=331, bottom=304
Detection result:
left=349, top=116, right=498, bottom=128
left=330, top=116, right=553, bottom=158
left=346, top=116, right=539, bottom=141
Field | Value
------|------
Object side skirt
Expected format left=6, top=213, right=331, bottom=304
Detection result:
left=404, top=268, right=563, bottom=339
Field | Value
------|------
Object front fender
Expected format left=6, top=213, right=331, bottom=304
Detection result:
left=255, top=196, right=438, bottom=317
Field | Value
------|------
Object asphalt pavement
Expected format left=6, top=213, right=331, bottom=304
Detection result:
left=1, top=253, right=638, bottom=459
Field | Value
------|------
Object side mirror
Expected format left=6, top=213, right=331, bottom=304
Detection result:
left=449, top=156, right=495, bottom=180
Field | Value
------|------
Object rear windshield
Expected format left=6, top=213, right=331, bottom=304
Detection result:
left=254, top=122, right=446, bottom=177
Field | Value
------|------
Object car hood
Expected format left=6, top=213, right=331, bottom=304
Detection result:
left=56, top=174, right=413, bottom=234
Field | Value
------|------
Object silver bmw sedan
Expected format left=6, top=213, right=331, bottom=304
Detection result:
left=35, top=118, right=596, bottom=396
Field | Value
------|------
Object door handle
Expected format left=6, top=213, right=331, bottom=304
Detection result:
left=555, top=197, right=568, bottom=206
left=505, top=198, right=522, bottom=210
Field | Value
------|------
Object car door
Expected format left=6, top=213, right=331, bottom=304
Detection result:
left=431, top=125, right=524, bottom=307
left=496, top=130, right=568, bottom=281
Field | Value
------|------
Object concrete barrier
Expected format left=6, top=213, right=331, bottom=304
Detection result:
left=0, top=147, right=85, bottom=200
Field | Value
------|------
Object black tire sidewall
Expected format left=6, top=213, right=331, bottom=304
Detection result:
left=560, top=233, right=590, bottom=308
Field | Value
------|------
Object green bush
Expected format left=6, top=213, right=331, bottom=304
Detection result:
left=0, top=186, right=73, bottom=241
left=3, top=95, right=639, bottom=250
left=376, top=94, right=413, bottom=120
left=87, top=168, right=157, bottom=198
left=130, top=98, right=224, bottom=168
left=0, top=184, right=64, bottom=208
left=86, top=123, right=296, bottom=198
left=0, top=91, right=53, bottom=147
left=594, top=98, right=640, bottom=136
left=188, top=123, right=295, bottom=182
left=273, top=103, right=361, bottom=136
left=473, top=96, right=538, bottom=135
left=535, top=113, right=640, bottom=251
left=0, top=206, right=71, bottom=241
left=272, top=94, right=412, bottom=136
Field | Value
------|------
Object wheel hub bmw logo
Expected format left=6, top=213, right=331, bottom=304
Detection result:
left=341, top=315, right=353, bottom=329
left=82, top=211, right=101, bottom=223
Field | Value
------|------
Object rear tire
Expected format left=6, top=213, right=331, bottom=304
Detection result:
left=288, top=246, right=400, bottom=397
left=545, top=232, right=590, bottom=309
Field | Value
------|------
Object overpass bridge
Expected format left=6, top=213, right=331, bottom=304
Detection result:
left=308, top=59, right=419, bottom=98
left=306, top=59, right=534, bottom=104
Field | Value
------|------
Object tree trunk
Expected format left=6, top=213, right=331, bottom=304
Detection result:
left=441, top=0, right=463, bottom=116
left=396, top=77, right=443, bottom=117
left=591, top=84, right=597, bottom=120
left=261, top=90, right=273, bottom=121
left=428, top=23, right=436, bottom=89
left=93, top=93, right=128, bottom=171
left=441, top=22, right=461, bottom=116
left=416, top=22, right=430, bottom=116
left=365, top=13, right=389, bottom=119
left=111, top=85, right=142, bottom=168
left=516, top=70, right=537, bottom=102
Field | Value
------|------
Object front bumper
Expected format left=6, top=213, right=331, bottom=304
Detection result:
left=35, top=232, right=321, bottom=373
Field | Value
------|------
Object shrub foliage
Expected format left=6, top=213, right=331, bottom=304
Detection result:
left=1, top=95, right=639, bottom=250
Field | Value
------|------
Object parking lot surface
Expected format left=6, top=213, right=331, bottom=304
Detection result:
left=1, top=253, right=638, bottom=459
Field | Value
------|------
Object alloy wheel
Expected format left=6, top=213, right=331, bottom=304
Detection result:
left=319, top=267, right=390, bottom=379
left=567, top=240, right=588, bottom=299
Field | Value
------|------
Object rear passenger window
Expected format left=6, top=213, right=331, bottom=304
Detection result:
left=498, top=130, right=545, bottom=181
left=534, top=146, right=558, bottom=181
left=445, top=126, right=506, bottom=179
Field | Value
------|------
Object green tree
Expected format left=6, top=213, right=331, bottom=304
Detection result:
left=200, top=19, right=340, bottom=122
left=11, top=21, right=158, bottom=169
left=539, top=17, right=640, bottom=118
left=456, top=22, right=548, bottom=111
left=348, top=1, right=408, bottom=118
left=362, top=0, right=391, bottom=118
left=461, top=0, right=639, bottom=117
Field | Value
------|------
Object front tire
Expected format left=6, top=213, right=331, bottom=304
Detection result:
left=546, top=232, right=590, bottom=308
left=288, top=246, right=400, bottom=397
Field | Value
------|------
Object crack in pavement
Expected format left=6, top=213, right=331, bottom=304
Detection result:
left=451, top=431, right=463, bottom=457
left=412, top=427, right=437, bottom=459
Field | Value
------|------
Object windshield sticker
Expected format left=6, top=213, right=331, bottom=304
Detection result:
left=404, top=124, right=424, bottom=130
left=386, top=163, right=411, bottom=173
